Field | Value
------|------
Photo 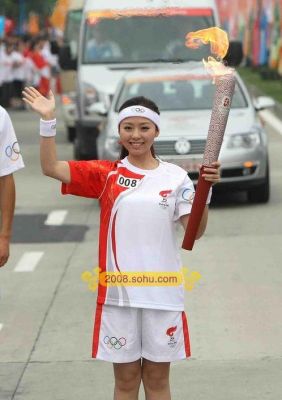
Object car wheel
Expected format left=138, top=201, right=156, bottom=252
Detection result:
left=67, top=127, right=76, bottom=143
left=247, top=163, right=270, bottom=204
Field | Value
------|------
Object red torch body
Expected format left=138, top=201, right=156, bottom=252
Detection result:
left=182, top=73, right=236, bottom=250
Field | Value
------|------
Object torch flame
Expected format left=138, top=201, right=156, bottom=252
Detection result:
left=186, top=27, right=229, bottom=59
left=185, top=27, right=234, bottom=77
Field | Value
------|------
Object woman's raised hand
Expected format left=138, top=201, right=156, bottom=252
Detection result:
left=22, top=87, right=55, bottom=120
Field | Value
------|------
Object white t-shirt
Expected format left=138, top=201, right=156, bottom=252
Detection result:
left=62, top=156, right=195, bottom=311
left=11, top=51, right=25, bottom=81
left=41, top=42, right=58, bottom=68
left=0, top=51, right=14, bottom=83
left=24, top=56, right=39, bottom=86
left=0, top=106, right=25, bottom=176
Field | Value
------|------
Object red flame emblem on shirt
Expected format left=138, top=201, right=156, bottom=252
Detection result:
left=159, top=190, right=172, bottom=198
left=166, top=326, right=177, bottom=337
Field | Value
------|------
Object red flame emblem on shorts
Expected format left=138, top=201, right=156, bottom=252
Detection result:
left=166, top=326, right=177, bottom=337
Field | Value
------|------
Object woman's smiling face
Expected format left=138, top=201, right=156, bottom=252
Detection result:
left=119, top=117, right=159, bottom=156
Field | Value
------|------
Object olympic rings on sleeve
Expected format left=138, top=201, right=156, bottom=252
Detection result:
left=5, top=141, right=21, bottom=161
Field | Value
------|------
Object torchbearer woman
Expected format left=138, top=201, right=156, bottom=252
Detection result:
left=22, top=86, right=221, bottom=400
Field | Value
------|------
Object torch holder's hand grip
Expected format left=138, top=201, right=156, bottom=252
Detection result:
left=182, top=166, right=213, bottom=251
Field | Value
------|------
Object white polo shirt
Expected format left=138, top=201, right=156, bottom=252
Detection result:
left=0, top=51, right=13, bottom=83
left=62, top=156, right=195, bottom=311
left=0, top=106, right=25, bottom=177
left=11, top=51, right=25, bottom=81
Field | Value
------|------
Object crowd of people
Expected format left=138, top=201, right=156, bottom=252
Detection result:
left=0, top=34, right=60, bottom=110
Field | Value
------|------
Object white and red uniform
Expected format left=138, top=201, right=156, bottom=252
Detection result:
left=28, top=51, right=50, bottom=96
left=62, top=156, right=195, bottom=362
left=0, top=106, right=24, bottom=177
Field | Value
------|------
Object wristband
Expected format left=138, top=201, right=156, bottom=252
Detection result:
left=40, top=118, right=56, bottom=137
left=206, top=187, right=213, bottom=205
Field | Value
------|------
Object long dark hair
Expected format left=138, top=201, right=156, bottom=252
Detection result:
left=118, top=96, right=160, bottom=159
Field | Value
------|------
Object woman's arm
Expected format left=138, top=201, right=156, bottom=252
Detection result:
left=39, top=137, right=70, bottom=183
left=0, top=174, right=15, bottom=267
left=180, top=206, right=208, bottom=240
left=22, top=87, right=70, bottom=184
left=179, top=161, right=221, bottom=240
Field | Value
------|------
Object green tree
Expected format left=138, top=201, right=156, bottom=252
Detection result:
left=0, top=0, right=57, bottom=20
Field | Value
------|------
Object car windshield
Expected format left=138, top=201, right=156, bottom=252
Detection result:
left=83, top=12, right=214, bottom=64
left=115, top=77, right=248, bottom=111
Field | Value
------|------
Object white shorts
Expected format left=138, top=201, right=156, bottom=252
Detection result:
left=92, top=303, right=191, bottom=363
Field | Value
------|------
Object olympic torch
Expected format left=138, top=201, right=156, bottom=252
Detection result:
left=181, top=28, right=236, bottom=251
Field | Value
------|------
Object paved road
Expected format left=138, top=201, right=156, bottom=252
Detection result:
left=0, top=106, right=282, bottom=399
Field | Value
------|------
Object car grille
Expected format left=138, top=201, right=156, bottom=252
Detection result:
left=154, top=140, right=206, bottom=155
left=221, top=166, right=257, bottom=178
left=189, top=166, right=257, bottom=182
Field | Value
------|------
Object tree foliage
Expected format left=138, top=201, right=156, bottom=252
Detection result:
left=0, top=0, right=57, bottom=20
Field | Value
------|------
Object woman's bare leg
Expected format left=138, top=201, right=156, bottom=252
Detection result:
left=142, top=358, right=171, bottom=400
left=113, top=359, right=142, bottom=400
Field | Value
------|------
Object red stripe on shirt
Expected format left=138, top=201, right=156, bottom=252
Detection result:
left=92, top=303, right=103, bottom=358
left=97, top=167, right=144, bottom=304
left=96, top=174, right=117, bottom=304
left=112, top=210, right=121, bottom=272
left=96, top=173, right=127, bottom=304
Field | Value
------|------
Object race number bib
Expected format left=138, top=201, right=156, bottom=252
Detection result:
left=117, top=175, right=140, bottom=189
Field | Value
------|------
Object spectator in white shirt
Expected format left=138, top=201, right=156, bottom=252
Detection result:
left=0, top=43, right=14, bottom=108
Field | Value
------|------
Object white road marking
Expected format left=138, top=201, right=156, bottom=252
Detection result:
left=14, top=252, right=44, bottom=272
left=44, top=210, right=68, bottom=225
left=0, top=323, right=3, bottom=332
left=260, top=110, right=282, bottom=136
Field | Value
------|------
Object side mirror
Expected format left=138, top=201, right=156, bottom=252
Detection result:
left=224, top=41, right=244, bottom=67
left=254, top=96, right=275, bottom=111
left=88, top=102, right=108, bottom=116
left=58, top=44, right=77, bottom=70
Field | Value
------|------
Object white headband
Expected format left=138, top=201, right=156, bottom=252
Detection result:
left=118, top=106, right=160, bottom=130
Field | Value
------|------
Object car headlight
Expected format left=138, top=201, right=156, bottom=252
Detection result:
left=105, top=137, right=121, bottom=156
left=227, top=131, right=261, bottom=149
left=61, top=91, right=76, bottom=105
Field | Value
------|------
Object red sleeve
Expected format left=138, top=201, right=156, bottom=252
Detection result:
left=61, top=160, right=117, bottom=199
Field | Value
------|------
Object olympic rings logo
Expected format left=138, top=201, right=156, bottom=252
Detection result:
left=182, top=189, right=195, bottom=204
left=104, top=336, right=127, bottom=350
left=131, top=107, right=145, bottom=113
left=5, top=142, right=21, bottom=161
